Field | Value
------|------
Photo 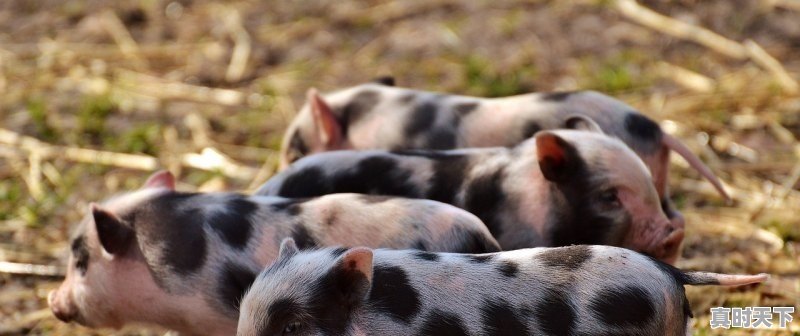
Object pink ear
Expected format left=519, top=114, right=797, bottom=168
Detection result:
left=333, top=247, right=374, bottom=304
left=143, top=170, right=176, bottom=190
left=339, top=247, right=374, bottom=283
left=536, top=133, right=566, bottom=168
left=536, top=132, right=579, bottom=182
left=307, top=88, right=342, bottom=148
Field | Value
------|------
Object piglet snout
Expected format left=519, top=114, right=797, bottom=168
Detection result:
left=655, top=227, right=685, bottom=265
left=48, top=290, right=76, bottom=323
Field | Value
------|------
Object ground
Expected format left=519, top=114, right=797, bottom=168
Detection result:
left=0, top=0, right=798, bottom=335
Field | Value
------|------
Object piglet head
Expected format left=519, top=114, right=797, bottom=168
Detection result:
left=238, top=239, right=374, bottom=336
left=48, top=204, right=139, bottom=328
left=536, top=130, right=683, bottom=264
left=279, top=89, right=352, bottom=170
left=49, top=171, right=175, bottom=328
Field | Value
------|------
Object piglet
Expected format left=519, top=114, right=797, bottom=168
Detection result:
left=48, top=171, right=499, bottom=336
left=238, top=238, right=768, bottom=336
left=259, top=128, right=684, bottom=263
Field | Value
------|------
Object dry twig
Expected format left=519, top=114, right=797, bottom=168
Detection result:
left=615, top=0, right=748, bottom=59
left=116, top=69, right=249, bottom=106
left=220, top=7, right=252, bottom=83
left=0, top=128, right=159, bottom=171
left=744, top=40, right=800, bottom=94
left=655, top=62, right=716, bottom=93
left=101, top=10, right=149, bottom=70
left=616, top=0, right=799, bottom=96
left=0, top=261, right=63, bottom=277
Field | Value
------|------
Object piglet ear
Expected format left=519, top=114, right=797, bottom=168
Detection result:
left=536, top=132, right=581, bottom=183
left=332, top=247, right=374, bottom=306
left=143, top=170, right=176, bottom=190
left=306, top=88, right=342, bottom=148
left=278, top=238, right=299, bottom=259
left=91, top=203, right=134, bottom=255
left=564, top=115, right=603, bottom=133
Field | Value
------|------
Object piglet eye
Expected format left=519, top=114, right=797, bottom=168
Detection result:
left=283, top=321, right=300, bottom=334
left=600, top=188, right=620, bottom=207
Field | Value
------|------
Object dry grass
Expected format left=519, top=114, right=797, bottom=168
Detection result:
left=0, top=0, right=798, bottom=335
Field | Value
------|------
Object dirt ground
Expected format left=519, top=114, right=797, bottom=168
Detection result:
left=0, top=0, right=798, bottom=335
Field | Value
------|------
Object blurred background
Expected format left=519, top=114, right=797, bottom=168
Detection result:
left=0, top=0, right=798, bottom=335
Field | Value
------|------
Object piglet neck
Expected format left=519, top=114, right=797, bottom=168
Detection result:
left=118, top=255, right=237, bottom=335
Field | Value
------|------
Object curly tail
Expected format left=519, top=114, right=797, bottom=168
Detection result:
left=662, top=133, right=730, bottom=201
left=682, top=272, right=769, bottom=286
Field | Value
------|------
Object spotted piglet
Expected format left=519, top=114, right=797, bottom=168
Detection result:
left=48, top=171, right=499, bottom=336
left=280, top=82, right=731, bottom=235
left=259, top=129, right=684, bottom=263
left=238, top=238, right=767, bottom=336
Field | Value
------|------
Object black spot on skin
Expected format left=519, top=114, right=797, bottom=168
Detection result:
left=207, top=197, right=257, bottom=250
left=453, top=102, right=479, bottom=117
left=276, top=166, right=330, bottom=198
left=589, top=285, right=656, bottom=327
left=371, top=76, right=395, bottom=86
left=330, top=156, right=419, bottom=197
left=291, top=225, right=317, bottom=250
left=497, top=260, right=519, bottom=277
left=413, top=251, right=440, bottom=262
left=330, top=247, right=348, bottom=257
left=303, top=258, right=371, bottom=335
left=534, top=289, right=576, bottom=335
left=481, top=299, right=529, bottom=335
left=417, top=310, right=469, bottom=336
left=521, top=121, right=542, bottom=139
left=357, top=194, right=394, bottom=204
left=427, top=155, right=468, bottom=203
left=71, top=235, right=90, bottom=275
left=368, top=265, right=421, bottom=323
left=273, top=154, right=421, bottom=199
left=463, top=169, right=506, bottom=237
left=540, top=91, right=577, bottom=102
left=425, top=129, right=457, bottom=149
left=270, top=198, right=305, bottom=216
left=413, top=240, right=427, bottom=251
left=624, top=112, right=663, bottom=146
left=263, top=298, right=303, bottom=335
left=216, top=262, right=257, bottom=314
left=467, top=254, right=494, bottom=263
left=537, top=245, right=592, bottom=269
left=398, top=92, right=416, bottom=105
left=340, top=90, right=381, bottom=136
left=322, top=207, right=339, bottom=227
left=135, top=192, right=207, bottom=278
left=404, top=101, right=437, bottom=136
